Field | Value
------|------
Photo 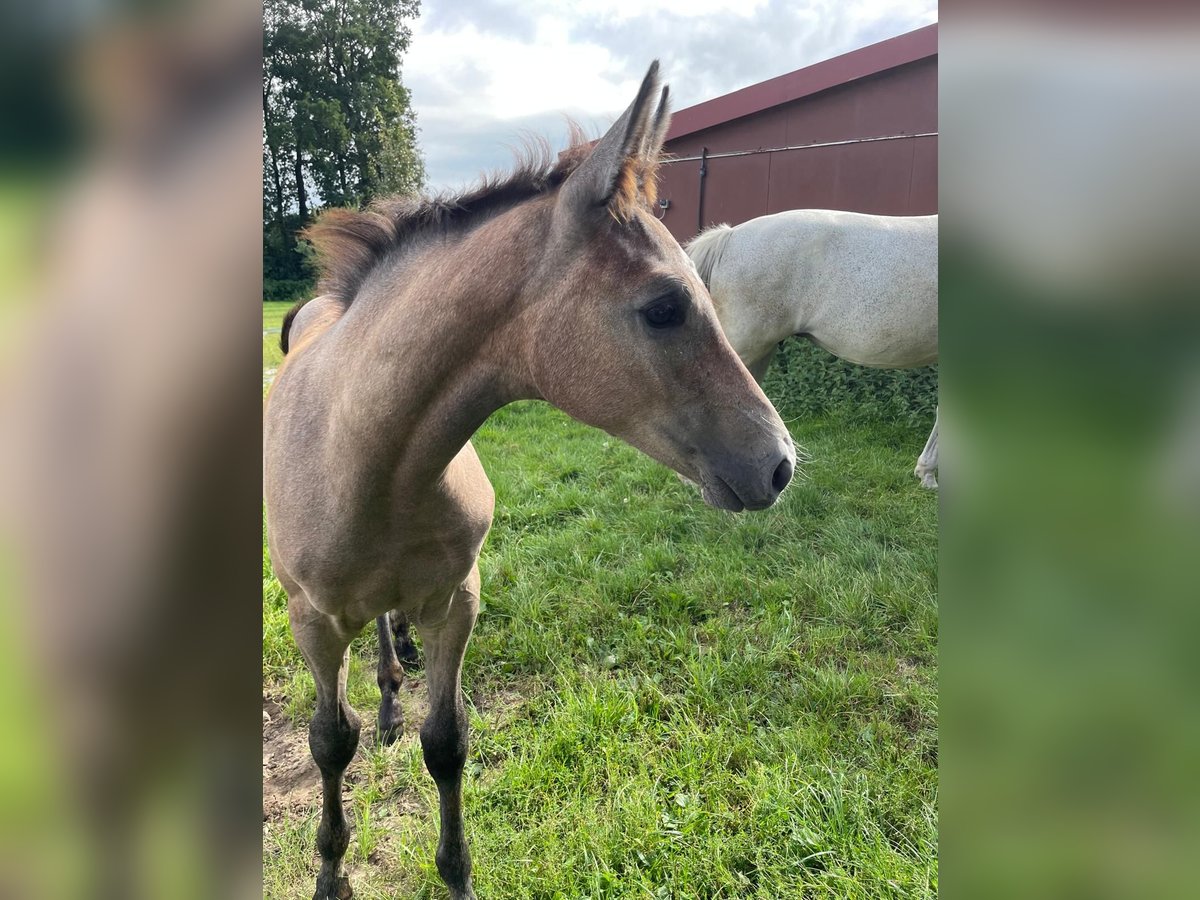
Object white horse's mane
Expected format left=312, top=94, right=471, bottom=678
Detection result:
left=685, top=223, right=734, bottom=288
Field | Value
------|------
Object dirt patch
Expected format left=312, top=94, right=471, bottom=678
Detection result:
left=469, top=685, right=532, bottom=725
left=263, top=694, right=321, bottom=822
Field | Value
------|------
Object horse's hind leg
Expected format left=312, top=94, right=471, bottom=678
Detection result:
left=420, top=568, right=481, bottom=900
left=915, top=406, right=939, bottom=489
left=290, top=593, right=361, bottom=900
left=375, top=613, right=405, bottom=746
left=392, top=610, right=422, bottom=669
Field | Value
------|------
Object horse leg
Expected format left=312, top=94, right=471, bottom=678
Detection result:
left=392, top=610, right=422, bottom=669
left=375, top=613, right=405, bottom=746
left=915, top=406, right=939, bottom=489
left=290, top=593, right=361, bottom=900
left=420, top=567, right=481, bottom=900
left=746, top=344, right=778, bottom=385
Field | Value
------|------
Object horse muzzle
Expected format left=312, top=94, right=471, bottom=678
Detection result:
left=696, top=439, right=795, bottom=513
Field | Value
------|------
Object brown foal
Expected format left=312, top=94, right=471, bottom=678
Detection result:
left=264, top=62, right=795, bottom=900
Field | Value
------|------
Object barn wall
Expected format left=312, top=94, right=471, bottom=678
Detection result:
left=656, top=56, right=937, bottom=244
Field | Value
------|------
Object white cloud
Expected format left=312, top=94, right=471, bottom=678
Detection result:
left=406, top=22, right=627, bottom=122
left=404, top=0, right=937, bottom=190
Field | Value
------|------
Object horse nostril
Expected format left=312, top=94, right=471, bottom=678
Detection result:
left=772, top=456, right=794, bottom=493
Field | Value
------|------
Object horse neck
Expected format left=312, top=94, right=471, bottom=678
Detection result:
left=748, top=220, right=829, bottom=339
left=712, top=228, right=815, bottom=358
left=331, top=201, right=550, bottom=484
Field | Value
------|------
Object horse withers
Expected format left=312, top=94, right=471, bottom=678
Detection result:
left=264, top=63, right=795, bottom=900
left=687, top=210, right=939, bottom=487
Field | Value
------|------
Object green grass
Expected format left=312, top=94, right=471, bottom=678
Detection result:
left=264, top=300, right=293, bottom=376
left=263, top=309, right=939, bottom=898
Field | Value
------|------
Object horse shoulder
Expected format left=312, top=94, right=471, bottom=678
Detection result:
left=442, top=441, right=496, bottom=551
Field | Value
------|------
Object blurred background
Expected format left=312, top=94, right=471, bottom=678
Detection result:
left=0, top=0, right=1198, bottom=897
left=0, top=1, right=262, bottom=898
left=940, top=5, right=1200, bottom=899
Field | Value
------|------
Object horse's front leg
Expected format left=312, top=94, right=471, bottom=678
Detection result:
left=290, top=592, right=361, bottom=900
left=745, top=344, right=779, bottom=385
left=419, top=567, right=481, bottom=900
left=915, top=406, right=939, bottom=489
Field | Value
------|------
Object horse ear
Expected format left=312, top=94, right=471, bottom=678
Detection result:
left=635, top=85, right=671, bottom=206
left=641, top=85, right=671, bottom=163
left=559, top=61, right=662, bottom=220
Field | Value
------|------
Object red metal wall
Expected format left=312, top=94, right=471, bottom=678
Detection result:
left=657, top=56, right=937, bottom=244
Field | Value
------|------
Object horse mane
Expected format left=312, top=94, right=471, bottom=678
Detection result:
left=302, top=124, right=594, bottom=308
left=685, top=223, right=734, bottom=288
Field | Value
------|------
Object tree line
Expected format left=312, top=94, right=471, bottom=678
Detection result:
left=264, top=0, right=424, bottom=301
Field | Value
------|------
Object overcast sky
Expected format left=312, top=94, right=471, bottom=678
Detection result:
left=402, top=0, right=937, bottom=190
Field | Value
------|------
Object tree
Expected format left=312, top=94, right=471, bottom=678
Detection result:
left=263, top=0, right=424, bottom=299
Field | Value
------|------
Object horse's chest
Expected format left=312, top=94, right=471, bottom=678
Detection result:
left=268, top=429, right=495, bottom=624
left=380, top=455, right=495, bottom=613
left=388, top=511, right=488, bottom=595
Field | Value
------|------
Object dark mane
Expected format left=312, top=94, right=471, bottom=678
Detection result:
left=303, top=126, right=592, bottom=305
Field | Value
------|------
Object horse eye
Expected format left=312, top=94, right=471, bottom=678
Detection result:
left=643, top=299, right=684, bottom=329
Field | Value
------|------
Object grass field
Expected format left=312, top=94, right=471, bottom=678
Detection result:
left=263, top=300, right=291, bottom=378
left=262, top=305, right=938, bottom=899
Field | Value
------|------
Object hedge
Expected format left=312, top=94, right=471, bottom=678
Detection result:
left=264, top=278, right=315, bottom=305
left=762, top=337, right=938, bottom=430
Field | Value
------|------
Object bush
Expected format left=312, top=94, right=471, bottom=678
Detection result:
left=763, top=337, right=938, bottom=430
left=263, top=278, right=314, bottom=304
